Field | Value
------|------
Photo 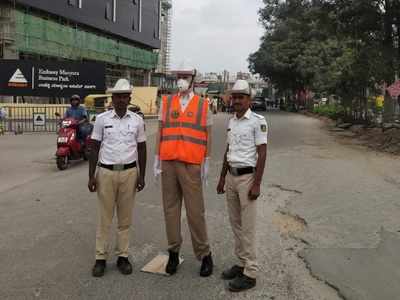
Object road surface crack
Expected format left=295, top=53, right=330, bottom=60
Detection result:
left=269, top=183, right=303, bottom=194
left=298, top=251, right=346, bottom=300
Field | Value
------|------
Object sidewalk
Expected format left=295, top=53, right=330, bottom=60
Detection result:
left=303, top=112, right=400, bottom=156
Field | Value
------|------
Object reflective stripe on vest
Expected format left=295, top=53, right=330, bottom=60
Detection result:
left=161, top=135, right=207, bottom=146
left=162, top=121, right=207, bottom=132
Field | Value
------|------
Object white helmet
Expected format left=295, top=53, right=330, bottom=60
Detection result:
left=107, top=78, right=133, bottom=94
left=230, top=80, right=251, bottom=96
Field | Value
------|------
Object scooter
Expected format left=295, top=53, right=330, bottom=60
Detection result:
left=55, top=114, right=93, bottom=170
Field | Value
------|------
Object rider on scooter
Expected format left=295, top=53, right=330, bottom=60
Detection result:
left=64, top=94, right=90, bottom=143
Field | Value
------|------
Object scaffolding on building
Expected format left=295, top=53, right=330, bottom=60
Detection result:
left=13, top=10, right=158, bottom=71
left=157, top=0, right=172, bottom=74
left=0, top=3, right=16, bottom=59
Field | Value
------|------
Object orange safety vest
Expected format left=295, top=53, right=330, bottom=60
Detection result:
left=160, top=94, right=208, bottom=164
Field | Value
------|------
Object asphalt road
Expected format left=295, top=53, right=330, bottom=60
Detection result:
left=1, top=111, right=400, bottom=300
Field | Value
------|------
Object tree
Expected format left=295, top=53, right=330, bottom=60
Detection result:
left=250, top=0, right=400, bottom=121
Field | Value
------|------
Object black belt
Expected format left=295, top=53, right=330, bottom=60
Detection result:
left=99, top=162, right=137, bottom=171
left=228, top=166, right=255, bottom=176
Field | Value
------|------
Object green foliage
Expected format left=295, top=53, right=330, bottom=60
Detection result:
left=250, top=0, right=400, bottom=115
left=313, top=104, right=344, bottom=120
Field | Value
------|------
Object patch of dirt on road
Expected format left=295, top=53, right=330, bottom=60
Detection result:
left=266, top=184, right=307, bottom=237
left=273, top=211, right=307, bottom=236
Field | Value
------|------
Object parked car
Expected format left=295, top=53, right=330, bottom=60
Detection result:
left=251, top=97, right=267, bottom=111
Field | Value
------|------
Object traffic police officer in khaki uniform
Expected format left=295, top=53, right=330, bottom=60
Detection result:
left=217, top=80, right=268, bottom=292
left=88, top=79, right=147, bottom=277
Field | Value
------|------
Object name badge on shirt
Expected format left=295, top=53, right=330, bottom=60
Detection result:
left=105, top=125, right=113, bottom=129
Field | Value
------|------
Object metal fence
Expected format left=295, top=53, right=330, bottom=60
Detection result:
left=0, top=105, right=68, bottom=133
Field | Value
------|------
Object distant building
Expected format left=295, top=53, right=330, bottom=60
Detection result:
left=152, top=0, right=174, bottom=93
left=202, top=72, right=220, bottom=83
left=156, top=0, right=172, bottom=74
left=236, top=72, right=251, bottom=80
left=192, top=70, right=269, bottom=97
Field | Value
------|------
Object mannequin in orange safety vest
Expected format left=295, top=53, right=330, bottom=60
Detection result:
left=153, top=69, right=214, bottom=277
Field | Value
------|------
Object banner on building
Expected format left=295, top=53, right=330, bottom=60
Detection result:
left=0, top=60, right=105, bottom=97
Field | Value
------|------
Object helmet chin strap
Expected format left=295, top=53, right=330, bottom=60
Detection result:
left=189, top=70, right=196, bottom=89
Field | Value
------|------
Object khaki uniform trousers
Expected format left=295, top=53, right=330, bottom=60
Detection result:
left=95, top=167, right=138, bottom=260
left=226, top=172, right=258, bottom=279
left=161, top=160, right=210, bottom=260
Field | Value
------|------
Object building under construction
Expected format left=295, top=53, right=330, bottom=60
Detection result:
left=157, top=0, right=171, bottom=74
left=0, top=0, right=162, bottom=103
left=153, top=0, right=174, bottom=92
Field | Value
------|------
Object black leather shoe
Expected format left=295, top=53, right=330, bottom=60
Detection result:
left=117, top=257, right=132, bottom=275
left=92, top=260, right=106, bottom=277
left=200, top=253, right=213, bottom=277
left=228, top=274, right=256, bottom=292
left=166, top=250, right=179, bottom=275
left=221, top=265, right=244, bottom=280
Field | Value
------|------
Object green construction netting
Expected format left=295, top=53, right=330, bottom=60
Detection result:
left=14, top=10, right=158, bottom=70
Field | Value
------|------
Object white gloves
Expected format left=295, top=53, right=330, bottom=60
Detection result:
left=153, top=155, right=162, bottom=179
left=201, top=157, right=210, bottom=185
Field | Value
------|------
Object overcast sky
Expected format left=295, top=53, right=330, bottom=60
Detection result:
left=170, top=0, right=265, bottom=74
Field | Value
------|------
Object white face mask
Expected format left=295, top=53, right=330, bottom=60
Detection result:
left=177, top=79, right=190, bottom=93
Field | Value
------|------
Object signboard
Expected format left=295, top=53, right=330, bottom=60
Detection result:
left=0, top=60, right=105, bottom=97
left=132, top=87, right=158, bottom=114
left=387, top=80, right=400, bottom=98
left=33, top=113, right=46, bottom=126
